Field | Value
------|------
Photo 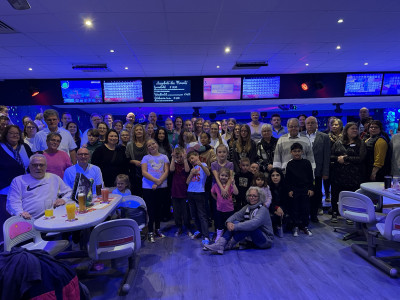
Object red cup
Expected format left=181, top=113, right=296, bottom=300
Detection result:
left=101, top=188, right=109, bottom=203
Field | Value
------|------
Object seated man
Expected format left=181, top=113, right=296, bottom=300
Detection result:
left=7, top=154, right=72, bottom=219
left=63, top=147, right=103, bottom=196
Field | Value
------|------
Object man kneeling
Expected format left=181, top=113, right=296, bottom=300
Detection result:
left=204, top=186, right=274, bottom=254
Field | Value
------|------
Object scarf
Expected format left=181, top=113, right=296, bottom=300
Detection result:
left=243, top=203, right=263, bottom=220
left=5, top=142, right=24, bottom=168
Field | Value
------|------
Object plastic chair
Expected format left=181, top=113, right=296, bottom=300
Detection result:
left=119, top=195, right=148, bottom=230
left=352, top=208, right=400, bottom=277
left=334, top=191, right=385, bottom=240
left=3, top=216, right=70, bottom=256
left=355, top=188, right=383, bottom=212
left=87, top=219, right=141, bottom=295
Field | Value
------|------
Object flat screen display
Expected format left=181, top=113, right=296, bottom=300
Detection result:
left=153, top=80, right=191, bottom=102
left=242, top=76, right=280, bottom=99
left=103, top=80, right=143, bottom=102
left=203, top=77, right=241, bottom=100
left=381, top=73, right=400, bottom=95
left=344, top=73, right=383, bottom=96
left=60, top=80, right=103, bottom=103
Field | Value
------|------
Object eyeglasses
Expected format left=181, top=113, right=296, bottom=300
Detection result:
left=26, top=126, right=36, bottom=129
left=248, top=194, right=259, bottom=198
left=7, top=132, right=20, bottom=136
left=31, top=163, right=46, bottom=168
left=288, top=125, right=299, bottom=129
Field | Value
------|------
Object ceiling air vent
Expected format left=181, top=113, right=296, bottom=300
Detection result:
left=0, top=20, right=17, bottom=34
left=72, top=64, right=111, bottom=72
left=233, top=61, right=268, bottom=70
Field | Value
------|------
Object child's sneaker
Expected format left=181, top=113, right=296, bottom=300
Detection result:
left=293, top=227, right=299, bottom=237
left=174, top=228, right=182, bottom=237
left=202, top=237, right=210, bottom=250
left=155, top=229, right=166, bottom=238
left=302, top=227, right=313, bottom=236
left=148, top=232, right=155, bottom=243
left=187, top=231, right=194, bottom=238
left=191, top=231, right=201, bottom=240
left=331, top=212, right=338, bottom=223
left=346, top=219, right=354, bottom=225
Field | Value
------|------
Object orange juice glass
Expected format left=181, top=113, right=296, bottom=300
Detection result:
left=44, top=208, right=53, bottom=218
left=66, top=203, right=76, bottom=220
left=101, top=188, right=109, bottom=203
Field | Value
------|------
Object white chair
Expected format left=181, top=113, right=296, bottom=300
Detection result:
left=352, top=208, right=400, bottom=277
left=335, top=191, right=385, bottom=240
left=119, top=195, right=148, bottom=230
left=87, top=219, right=141, bottom=295
left=355, top=188, right=383, bottom=212
left=3, top=216, right=69, bottom=256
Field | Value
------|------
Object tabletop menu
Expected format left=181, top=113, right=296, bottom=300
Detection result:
left=153, top=80, right=191, bottom=102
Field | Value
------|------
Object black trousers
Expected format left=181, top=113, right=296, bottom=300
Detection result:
left=310, top=176, right=323, bottom=218
left=143, top=188, right=167, bottom=233
left=289, top=188, right=310, bottom=228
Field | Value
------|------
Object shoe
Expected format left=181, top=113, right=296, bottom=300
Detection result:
left=346, top=219, right=354, bottom=225
left=203, top=237, right=228, bottom=254
left=175, top=229, right=182, bottom=237
left=215, top=229, right=224, bottom=242
left=311, top=216, right=319, bottom=223
left=302, top=227, right=313, bottom=236
left=155, top=229, right=166, bottom=238
left=318, top=208, right=324, bottom=215
left=325, top=197, right=331, bottom=203
left=331, top=212, right=338, bottom=223
left=202, top=237, right=210, bottom=245
left=191, top=231, right=201, bottom=239
left=187, top=231, right=194, bottom=238
left=148, top=232, right=155, bottom=243
left=293, top=227, right=299, bottom=237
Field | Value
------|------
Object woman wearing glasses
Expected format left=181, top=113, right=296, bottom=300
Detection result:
left=23, top=120, right=39, bottom=149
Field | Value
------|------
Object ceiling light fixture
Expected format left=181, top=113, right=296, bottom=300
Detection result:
left=110, top=49, right=115, bottom=53
left=124, top=67, right=128, bottom=70
left=364, top=62, right=368, bottom=66
left=337, top=19, right=344, bottom=23
left=216, top=65, right=220, bottom=68
left=336, top=45, right=341, bottom=50
left=224, top=47, right=231, bottom=53
left=84, top=19, right=93, bottom=28
left=305, top=63, right=309, bottom=66
left=28, top=67, right=32, bottom=71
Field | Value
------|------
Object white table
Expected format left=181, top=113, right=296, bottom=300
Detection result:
left=360, top=182, right=400, bottom=211
left=34, top=195, right=122, bottom=232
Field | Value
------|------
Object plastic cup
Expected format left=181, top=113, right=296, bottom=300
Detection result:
left=66, top=203, right=76, bottom=221
left=44, top=208, right=53, bottom=218
left=101, top=188, right=109, bottom=203
left=384, top=176, right=392, bottom=189
left=78, top=193, right=86, bottom=213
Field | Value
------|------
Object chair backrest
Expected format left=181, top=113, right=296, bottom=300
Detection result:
left=339, top=191, right=377, bottom=223
left=88, top=219, right=141, bottom=261
left=3, top=216, right=42, bottom=251
left=381, top=208, right=400, bottom=241
left=121, top=195, right=147, bottom=210
left=355, top=188, right=382, bottom=211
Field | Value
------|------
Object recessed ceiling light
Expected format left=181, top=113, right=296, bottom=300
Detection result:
left=224, top=47, right=231, bottom=53
left=336, top=45, right=341, bottom=50
left=84, top=19, right=93, bottom=28
left=28, top=68, right=33, bottom=71
left=305, top=63, right=309, bottom=66
left=216, top=65, right=220, bottom=68
left=110, top=49, right=115, bottom=53
left=337, top=19, right=344, bottom=23
left=124, top=67, right=128, bottom=70
left=364, top=62, right=369, bottom=66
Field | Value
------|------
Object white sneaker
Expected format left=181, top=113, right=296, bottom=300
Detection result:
left=293, top=227, right=299, bottom=237
left=318, top=208, right=324, bottom=215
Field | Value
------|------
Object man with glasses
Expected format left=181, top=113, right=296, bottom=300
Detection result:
left=273, top=118, right=315, bottom=173
left=63, top=147, right=103, bottom=196
left=32, top=109, right=77, bottom=164
left=7, top=154, right=72, bottom=219
left=81, top=113, right=103, bottom=146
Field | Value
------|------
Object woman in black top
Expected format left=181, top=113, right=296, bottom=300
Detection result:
left=268, top=168, right=289, bottom=236
left=91, top=129, right=128, bottom=187
left=330, top=122, right=366, bottom=222
left=257, top=124, right=278, bottom=174
left=66, top=121, right=81, bottom=151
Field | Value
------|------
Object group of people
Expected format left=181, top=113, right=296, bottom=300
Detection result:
left=0, top=105, right=398, bottom=255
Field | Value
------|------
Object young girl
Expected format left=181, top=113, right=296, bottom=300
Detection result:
left=170, top=147, right=191, bottom=236
left=211, top=167, right=238, bottom=241
left=252, top=171, right=272, bottom=208
left=268, top=168, right=289, bottom=238
left=155, top=126, right=172, bottom=160
left=141, top=139, right=170, bottom=242
left=177, top=131, right=199, bottom=152
left=198, top=132, right=217, bottom=168
left=210, top=122, right=228, bottom=151
left=211, top=144, right=234, bottom=198
left=112, top=174, right=132, bottom=196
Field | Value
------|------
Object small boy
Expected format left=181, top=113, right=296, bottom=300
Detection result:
left=286, top=142, right=314, bottom=237
left=85, top=129, right=102, bottom=162
left=234, top=158, right=254, bottom=210
left=250, top=162, right=260, bottom=175
left=170, top=147, right=191, bottom=236
left=186, top=151, right=211, bottom=244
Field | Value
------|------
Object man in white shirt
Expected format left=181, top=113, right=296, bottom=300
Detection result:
left=63, top=147, right=103, bottom=195
left=32, top=109, right=77, bottom=164
left=7, top=154, right=72, bottom=219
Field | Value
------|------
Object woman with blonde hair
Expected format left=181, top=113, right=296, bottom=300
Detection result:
left=232, top=124, right=257, bottom=173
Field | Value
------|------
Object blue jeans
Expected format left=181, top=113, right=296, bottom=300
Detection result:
left=223, top=221, right=268, bottom=248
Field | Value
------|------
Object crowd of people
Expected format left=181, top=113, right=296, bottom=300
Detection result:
left=0, top=105, right=398, bottom=254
